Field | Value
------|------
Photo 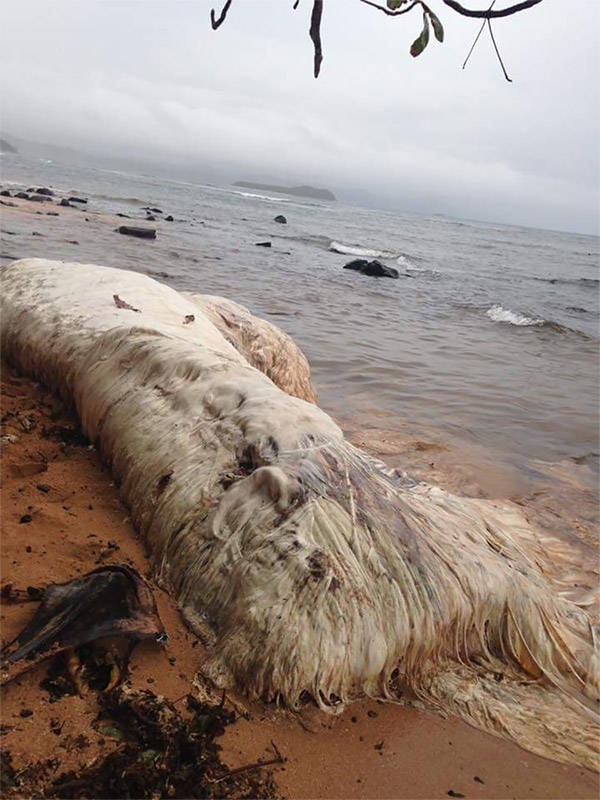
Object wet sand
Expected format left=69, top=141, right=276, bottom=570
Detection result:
left=1, top=363, right=598, bottom=799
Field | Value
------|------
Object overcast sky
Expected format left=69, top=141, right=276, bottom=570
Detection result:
left=1, top=0, right=598, bottom=233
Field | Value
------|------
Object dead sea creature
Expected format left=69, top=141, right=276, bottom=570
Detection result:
left=0, top=565, right=165, bottom=687
left=1, top=259, right=598, bottom=770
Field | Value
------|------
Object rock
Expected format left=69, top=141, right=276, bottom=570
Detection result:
left=274, top=215, right=287, bottom=224
left=255, top=241, right=272, bottom=248
left=30, top=194, right=50, bottom=202
left=146, top=214, right=156, bottom=221
left=15, top=192, right=30, bottom=200
left=59, top=199, right=72, bottom=207
left=35, top=187, right=54, bottom=196
left=116, top=212, right=130, bottom=218
left=150, top=207, right=162, bottom=214
left=46, top=211, right=59, bottom=216
left=0, top=190, right=11, bottom=197
left=343, top=258, right=399, bottom=279
left=117, top=226, right=156, bottom=240
left=68, top=196, right=87, bottom=204
left=165, top=215, right=174, bottom=222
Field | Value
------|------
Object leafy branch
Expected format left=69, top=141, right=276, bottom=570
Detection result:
left=209, top=0, right=545, bottom=79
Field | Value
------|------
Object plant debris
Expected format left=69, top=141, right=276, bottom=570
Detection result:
left=1, top=687, right=282, bottom=798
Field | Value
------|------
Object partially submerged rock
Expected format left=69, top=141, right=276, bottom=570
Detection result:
left=255, top=241, right=272, bottom=247
left=344, top=259, right=399, bottom=279
left=117, top=226, right=156, bottom=240
left=68, top=196, right=87, bottom=204
left=274, top=215, right=287, bottom=224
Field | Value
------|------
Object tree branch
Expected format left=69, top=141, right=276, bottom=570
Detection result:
left=310, top=0, right=324, bottom=78
left=359, top=0, right=420, bottom=16
left=210, top=0, right=234, bottom=30
left=440, top=0, right=543, bottom=19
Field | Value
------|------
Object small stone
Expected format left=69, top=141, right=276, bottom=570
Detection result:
left=19, top=514, right=33, bottom=524
left=19, top=708, right=33, bottom=718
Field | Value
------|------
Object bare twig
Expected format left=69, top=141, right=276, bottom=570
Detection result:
left=210, top=0, right=233, bottom=30
left=462, top=0, right=494, bottom=69
left=293, top=0, right=300, bottom=8
left=441, top=0, right=543, bottom=19
left=487, top=18, right=512, bottom=80
left=309, top=0, right=324, bottom=78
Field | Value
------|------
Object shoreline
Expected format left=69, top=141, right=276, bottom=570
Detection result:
left=1, top=362, right=597, bottom=799
left=1, top=191, right=598, bottom=797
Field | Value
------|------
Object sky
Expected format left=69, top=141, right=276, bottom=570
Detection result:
left=1, top=0, right=598, bottom=233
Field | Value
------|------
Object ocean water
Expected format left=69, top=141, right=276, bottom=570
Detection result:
left=1, top=153, right=598, bottom=483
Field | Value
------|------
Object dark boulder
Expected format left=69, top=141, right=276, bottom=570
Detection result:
left=150, top=207, right=162, bottom=214
left=255, top=241, right=272, bottom=248
left=15, top=192, right=30, bottom=200
left=46, top=211, right=59, bottom=216
left=165, top=215, right=174, bottom=222
left=274, top=215, right=287, bottom=224
left=68, top=196, right=87, bottom=204
left=117, top=226, right=156, bottom=240
left=0, top=190, right=11, bottom=197
left=59, top=199, right=72, bottom=207
left=146, top=214, right=157, bottom=221
left=30, top=194, right=50, bottom=202
left=35, top=187, right=54, bottom=196
left=343, top=259, right=399, bottom=279
left=116, top=212, right=131, bottom=218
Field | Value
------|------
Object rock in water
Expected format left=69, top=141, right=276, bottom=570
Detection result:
left=165, top=215, right=174, bottom=222
left=117, top=226, right=156, bottom=240
left=1, top=258, right=598, bottom=772
left=255, top=241, right=272, bottom=248
left=274, top=215, right=287, bottom=224
left=68, top=196, right=87, bottom=204
left=35, top=187, right=54, bottom=196
left=0, top=190, right=11, bottom=197
left=59, top=199, right=72, bottom=207
left=343, top=259, right=399, bottom=279
left=15, top=192, right=29, bottom=200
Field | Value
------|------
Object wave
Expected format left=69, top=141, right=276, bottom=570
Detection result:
left=486, top=305, right=543, bottom=327
left=533, top=276, right=599, bottom=288
left=486, top=306, right=592, bottom=338
left=330, top=240, right=392, bottom=258
left=233, top=190, right=291, bottom=203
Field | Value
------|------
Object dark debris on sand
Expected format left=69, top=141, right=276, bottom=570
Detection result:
left=2, top=686, right=282, bottom=799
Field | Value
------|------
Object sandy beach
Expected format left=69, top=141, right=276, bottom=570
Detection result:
left=1, top=332, right=597, bottom=798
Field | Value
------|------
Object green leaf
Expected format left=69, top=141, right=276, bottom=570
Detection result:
left=410, top=12, right=430, bottom=58
left=429, top=10, right=444, bottom=42
left=387, top=0, right=407, bottom=8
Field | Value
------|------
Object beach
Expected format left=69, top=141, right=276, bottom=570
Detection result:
left=1, top=356, right=598, bottom=799
left=1, top=186, right=598, bottom=798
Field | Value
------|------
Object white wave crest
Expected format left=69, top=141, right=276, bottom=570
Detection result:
left=330, top=241, right=387, bottom=258
left=486, top=305, right=543, bottom=327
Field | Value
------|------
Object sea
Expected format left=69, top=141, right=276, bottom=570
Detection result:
left=1, top=151, right=598, bottom=513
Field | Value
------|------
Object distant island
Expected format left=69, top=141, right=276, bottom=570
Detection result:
left=234, top=181, right=336, bottom=201
left=0, top=137, right=18, bottom=154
